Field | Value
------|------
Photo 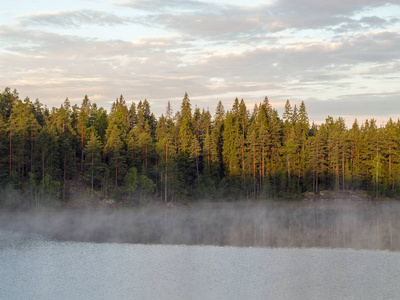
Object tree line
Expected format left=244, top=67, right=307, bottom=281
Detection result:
left=0, top=87, right=399, bottom=208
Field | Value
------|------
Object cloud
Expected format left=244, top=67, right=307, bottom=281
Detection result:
left=2, top=1, right=400, bottom=123
left=115, top=0, right=211, bottom=12
left=16, top=10, right=131, bottom=28
left=305, top=92, right=400, bottom=125
left=2, top=16, right=399, bottom=118
left=115, top=1, right=284, bottom=39
left=115, top=0, right=400, bottom=40
left=359, top=16, right=388, bottom=27
left=337, top=31, right=400, bottom=63
left=274, top=0, right=397, bottom=19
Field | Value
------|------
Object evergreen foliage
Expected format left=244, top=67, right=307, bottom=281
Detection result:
left=1, top=86, right=400, bottom=208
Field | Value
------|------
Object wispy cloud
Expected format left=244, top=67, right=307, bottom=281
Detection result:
left=114, top=0, right=212, bottom=12
left=16, top=10, right=131, bottom=28
left=116, top=0, right=400, bottom=38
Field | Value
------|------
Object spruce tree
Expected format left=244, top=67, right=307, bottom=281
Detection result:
left=179, top=92, right=193, bottom=153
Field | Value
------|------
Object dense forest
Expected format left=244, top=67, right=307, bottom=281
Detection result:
left=0, top=87, right=399, bottom=208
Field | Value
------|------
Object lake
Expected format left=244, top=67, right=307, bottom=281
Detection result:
left=1, top=229, right=400, bottom=300
left=1, top=200, right=399, bottom=250
left=1, top=200, right=400, bottom=299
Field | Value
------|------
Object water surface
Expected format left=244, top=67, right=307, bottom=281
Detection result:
left=1, top=201, right=399, bottom=250
left=1, top=230, right=400, bottom=300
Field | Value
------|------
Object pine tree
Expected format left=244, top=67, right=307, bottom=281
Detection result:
left=156, top=111, right=175, bottom=202
left=191, top=106, right=201, bottom=176
left=348, top=119, right=361, bottom=189
left=200, top=108, right=212, bottom=173
left=282, top=99, right=293, bottom=140
left=85, top=129, right=103, bottom=197
left=124, top=167, right=138, bottom=201
left=0, top=115, right=8, bottom=182
left=297, top=101, right=309, bottom=186
left=34, top=125, right=60, bottom=190
left=282, top=127, right=298, bottom=189
left=77, top=95, right=91, bottom=172
left=223, top=112, right=240, bottom=177
left=137, top=122, right=153, bottom=171
left=129, top=102, right=137, bottom=130
left=109, top=95, right=130, bottom=136
left=309, top=123, right=328, bottom=193
left=326, top=117, right=346, bottom=190
left=55, top=101, right=75, bottom=202
left=126, top=129, right=138, bottom=169
left=0, top=87, right=17, bottom=121
left=166, top=101, right=173, bottom=121
left=105, top=122, right=125, bottom=190
left=238, top=99, right=248, bottom=179
left=89, top=104, right=108, bottom=143
left=384, top=118, right=399, bottom=191
left=8, top=98, right=40, bottom=187
left=211, top=101, right=225, bottom=177
left=359, top=119, right=380, bottom=192
left=133, top=100, right=155, bottom=173
left=246, top=106, right=259, bottom=197
left=257, top=102, right=270, bottom=183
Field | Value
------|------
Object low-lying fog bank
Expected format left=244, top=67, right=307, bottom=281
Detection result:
left=1, top=200, right=399, bottom=251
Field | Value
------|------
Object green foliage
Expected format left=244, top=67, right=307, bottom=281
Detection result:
left=124, top=167, right=155, bottom=204
left=136, top=174, right=155, bottom=202
left=39, top=174, right=61, bottom=207
left=85, top=129, right=104, bottom=195
left=2, top=87, right=400, bottom=208
left=124, top=167, right=138, bottom=197
left=179, top=93, right=193, bottom=153
left=1, top=185, right=23, bottom=210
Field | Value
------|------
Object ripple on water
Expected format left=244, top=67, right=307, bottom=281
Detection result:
left=1, top=230, right=400, bottom=300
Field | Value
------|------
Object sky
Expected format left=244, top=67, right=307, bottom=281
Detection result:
left=1, top=0, right=400, bottom=125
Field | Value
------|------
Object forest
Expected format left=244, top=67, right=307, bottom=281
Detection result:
left=0, top=87, right=399, bottom=209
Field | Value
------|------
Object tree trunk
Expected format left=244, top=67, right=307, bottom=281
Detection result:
left=389, top=144, right=392, bottom=189
left=31, top=129, right=34, bottom=172
left=9, top=126, right=12, bottom=176
left=115, top=156, right=118, bottom=189
left=91, top=150, right=94, bottom=197
left=242, top=126, right=245, bottom=179
left=146, top=144, right=148, bottom=170
left=195, top=138, right=199, bottom=177
left=42, top=143, right=45, bottom=189
left=262, top=144, right=265, bottom=182
left=81, top=132, right=84, bottom=173
left=63, top=150, right=66, bottom=202
left=165, top=143, right=168, bottom=203
left=342, top=144, right=345, bottom=190
left=253, top=142, right=256, bottom=198
left=316, top=142, right=319, bottom=193
left=298, top=151, right=301, bottom=184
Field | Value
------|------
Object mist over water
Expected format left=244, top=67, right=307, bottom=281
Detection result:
left=1, top=199, right=399, bottom=251
left=2, top=200, right=400, bottom=299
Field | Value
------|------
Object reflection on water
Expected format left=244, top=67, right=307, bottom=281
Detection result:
left=1, top=200, right=399, bottom=250
left=1, top=230, right=400, bottom=300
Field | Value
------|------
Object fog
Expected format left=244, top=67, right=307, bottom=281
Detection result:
left=1, top=200, right=399, bottom=251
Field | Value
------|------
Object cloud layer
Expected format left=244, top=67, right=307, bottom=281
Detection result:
left=1, top=0, right=400, bottom=125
